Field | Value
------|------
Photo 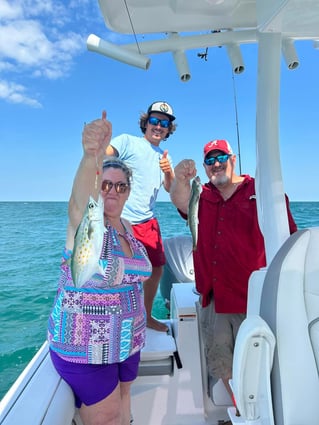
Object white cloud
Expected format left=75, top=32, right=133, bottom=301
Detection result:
left=0, top=20, right=56, bottom=66
left=0, top=0, right=103, bottom=107
left=0, top=0, right=23, bottom=19
left=0, top=80, right=42, bottom=107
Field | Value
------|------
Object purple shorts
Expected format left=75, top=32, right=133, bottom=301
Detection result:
left=50, top=350, right=140, bottom=408
left=132, top=218, right=166, bottom=267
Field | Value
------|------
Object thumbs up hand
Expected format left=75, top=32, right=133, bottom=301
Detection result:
left=159, top=150, right=172, bottom=174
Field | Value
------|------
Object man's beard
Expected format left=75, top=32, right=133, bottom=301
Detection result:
left=211, top=174, right=230, bottom=187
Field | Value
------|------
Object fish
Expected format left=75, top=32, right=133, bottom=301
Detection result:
left=187, top=176, right=202, bottom=251
left=71, top=195, right=104, bottom=288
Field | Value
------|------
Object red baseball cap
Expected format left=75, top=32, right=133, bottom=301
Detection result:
left=203, top=139, right=233, bottom=157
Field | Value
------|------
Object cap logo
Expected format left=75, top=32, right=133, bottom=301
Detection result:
left=204, top=139, right=233, bottom=156
left=159, top=103, right=169, bottom=113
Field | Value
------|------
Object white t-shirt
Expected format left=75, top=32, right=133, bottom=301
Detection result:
left=111, top=133, right=173, bottom=223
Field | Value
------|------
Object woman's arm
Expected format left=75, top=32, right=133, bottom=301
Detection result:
left=67, top=111, right=112, bottom=247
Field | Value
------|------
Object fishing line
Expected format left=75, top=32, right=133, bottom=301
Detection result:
left=95, top=155, right=100, bottom=189
left=231, top=69, right=242, bottom=174
left=123, top=0, right=142, bottom=54
left=84, top=121, right=100, bottom=190
left=197, top=43, right=243, bottom=174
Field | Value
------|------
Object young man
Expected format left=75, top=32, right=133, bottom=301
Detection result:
left=106, top=101, right=177, bottom=332
left=170, top=139, right=297, bottom=416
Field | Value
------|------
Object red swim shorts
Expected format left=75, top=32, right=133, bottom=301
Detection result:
left=132, top=218, right=166, bottom=267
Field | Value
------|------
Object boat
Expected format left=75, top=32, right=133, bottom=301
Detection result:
left=1, top=1, right=319, bottom=424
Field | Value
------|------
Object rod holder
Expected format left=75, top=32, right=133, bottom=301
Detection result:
left=173, top=50, right=191, bottom=82
left=226, top=43, right=245, bottom=74
left=87, top=34, right=150, bottom=70
left=282, top=39, right=299, bottom=70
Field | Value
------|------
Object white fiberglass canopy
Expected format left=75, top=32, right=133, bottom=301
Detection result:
left=88, top=0, right=319, bottom=264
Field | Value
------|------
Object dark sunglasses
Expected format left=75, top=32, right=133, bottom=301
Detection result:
left=148, top=116, right=170, bottom=128
left=101, top=180, right=130, bottom=194
left=204, top=154, right=231, bottom=166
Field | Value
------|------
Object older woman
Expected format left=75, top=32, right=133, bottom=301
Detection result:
left=47, top=111, right=151, bottom=425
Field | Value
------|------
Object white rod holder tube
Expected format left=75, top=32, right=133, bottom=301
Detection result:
left=282, top=38, right=299, bottom=70
left=226, top=43, right=245, bottom=74
left=173, top=50, right=191, bottom=82
left=87, top=34, right=150, bottom=70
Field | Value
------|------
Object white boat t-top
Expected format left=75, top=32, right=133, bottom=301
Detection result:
left=1, top=2, right=319, bottom=424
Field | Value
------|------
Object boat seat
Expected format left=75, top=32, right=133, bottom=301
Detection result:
left=230, top=228, right=319, bottom=425
left=0, top=342, right=75, bottom=425
left=138, top=322, right=177, bottom=376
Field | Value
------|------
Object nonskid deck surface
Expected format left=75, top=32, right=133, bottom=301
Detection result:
left=129, top=283, right=232, bottom=425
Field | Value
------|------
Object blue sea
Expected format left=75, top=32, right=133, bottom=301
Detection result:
left=1, top=201, right=319, bottom=400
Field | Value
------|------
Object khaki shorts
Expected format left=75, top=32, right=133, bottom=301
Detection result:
left=200, top=301, right=245, bottom=380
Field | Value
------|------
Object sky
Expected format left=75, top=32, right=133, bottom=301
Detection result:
left=1, top=0, right=319, bottom=202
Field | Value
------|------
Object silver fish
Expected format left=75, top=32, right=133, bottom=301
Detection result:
left=188, top=176, right=202, bottom=251
left=71, top=195, right=104, bottom=287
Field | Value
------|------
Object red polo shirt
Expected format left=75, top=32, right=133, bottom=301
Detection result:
left=180, top=175, right=297, bottom=312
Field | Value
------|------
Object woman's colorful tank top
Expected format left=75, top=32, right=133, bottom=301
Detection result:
left=47, top=225, right=152, bottom=364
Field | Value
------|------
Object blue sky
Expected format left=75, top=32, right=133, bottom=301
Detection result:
left=1, top=0, right=319, bottom=202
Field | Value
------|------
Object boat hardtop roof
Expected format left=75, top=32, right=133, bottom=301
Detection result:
left=90, top=0, right=319, bottom=264
left=99, top=0, right=319, bottom=39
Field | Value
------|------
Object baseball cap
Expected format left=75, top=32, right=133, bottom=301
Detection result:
left=147, top=101, right=175, bottom=121
left=203, top=139, right=233, bottom=157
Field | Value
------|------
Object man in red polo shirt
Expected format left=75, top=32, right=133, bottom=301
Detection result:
left=170, top=139, right=297, bottom=415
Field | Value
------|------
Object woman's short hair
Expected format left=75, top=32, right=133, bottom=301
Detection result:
left=102, top=156, right=132, bottom=185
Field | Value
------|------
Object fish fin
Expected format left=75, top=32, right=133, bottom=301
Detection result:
left=88, top=220, right=94, bottom=239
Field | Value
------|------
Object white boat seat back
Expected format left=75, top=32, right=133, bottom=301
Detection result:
left=260, top=228, right=319, bottom=424
left=160, top=236, right=194, bottom=301
left=140, top=323, right=176, bottom=361
left=138, top=323, right=177, bottom=376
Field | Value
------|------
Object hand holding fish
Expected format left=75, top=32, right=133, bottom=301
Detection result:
left=68, top=111, right=111, bottom=245
left=170, top=159, right=197, bottom=214
left=174, top=159, right=197, bottom=182
left=82, top=110, right=112, bottom=159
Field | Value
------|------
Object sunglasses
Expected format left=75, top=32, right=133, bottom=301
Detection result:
left=204, top=154, right=231, bottom=166
left=101, top=180, right=130, bottom=194
left=148, top=116, right=170, bottom=128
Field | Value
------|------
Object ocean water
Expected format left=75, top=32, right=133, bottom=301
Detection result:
left=0, top=201, right=318, bottom=400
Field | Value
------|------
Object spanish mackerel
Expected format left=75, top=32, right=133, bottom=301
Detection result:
left=188, top=176, right=202, bottom=251
left=71, top=195, right=104, bottom=287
